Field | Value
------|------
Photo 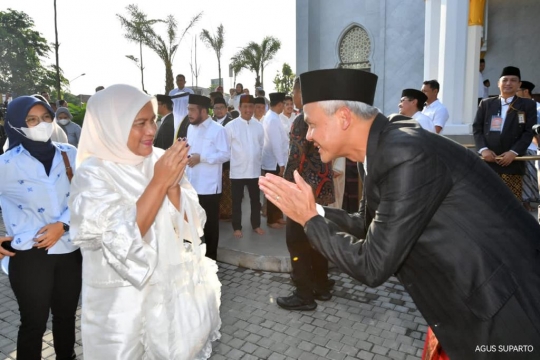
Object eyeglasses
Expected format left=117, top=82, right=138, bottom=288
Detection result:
left=25, top=114, right=53, bottom=127
left=213, top=105, right=226, bottom=110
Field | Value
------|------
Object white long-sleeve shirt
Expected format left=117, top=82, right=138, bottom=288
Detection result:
left=280, top=113, right=296, bottom=134
left=478, top=71, right=489, bottom=99
left=412, top=111, right=436, bottom=133
left=262, top=110, right=288, bottom=171
left=228, top=94, right=242, bottom=110
left=225, top=117, right=264, bottom=179
left=422, top=99, right=450, bottom=130
left=0, top=143, right=78, bottom=254
left=169, top=87, right=194, bottom=136
left=186, top=117, right=230, bottom=194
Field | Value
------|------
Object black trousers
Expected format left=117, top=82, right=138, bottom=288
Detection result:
left=8, top=248, right=82, bottom=360
left=231, top=178, right=261, bottom=231
left=286, top=217, right=328, bottom=301
left=263, top=166, right=283, bottom=224
left=198, top=193, right=221, bottom=260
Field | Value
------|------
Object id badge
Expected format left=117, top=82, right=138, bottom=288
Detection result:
left=518, top=111, right=525, bottom=124
left=490, top=115, right=503, bottom=132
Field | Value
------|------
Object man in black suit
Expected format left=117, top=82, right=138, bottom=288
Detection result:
left=153, top=94, right=175, bottom=149
left=213, top=97, right=234, bottom=220
left=259, top=68, right=540, bottom=359
left=473, top=66, right=537, bottom=199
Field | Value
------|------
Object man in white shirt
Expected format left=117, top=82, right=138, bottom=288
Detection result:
left=228, top=83, right=244, bottom=111
left=225, top=95, right=265, bottom=238
left=280, top=95, right=296, bottom=134
left=255, top=88, right=270, bottom=112
left=516, top=80, right=540, bottom=209
left=421, top=80, right=450, bottom=134
left=398, top=89, right=436, bottom=133
left=478, top=59, right=490, bottom=104
left=262, top=92, right=288, bottom=228
left=186, top=94, right=230, bottom=260
left=213, top=97, right=234, bottom=220
left=169, top=74, right=194, bottom=137
left=254, top=97, right=266, bottom=122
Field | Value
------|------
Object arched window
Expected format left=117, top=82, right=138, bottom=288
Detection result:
left=338, top=26, right=371, bottom=71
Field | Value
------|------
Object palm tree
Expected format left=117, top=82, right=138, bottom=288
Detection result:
left=200, top=24, right=225, bottom=88
left=230, top=36, right=281, bottom=88
left=229, top=54, right=246, bottom=86
left=117, top=4, right=160, bottom=92
left=144, top=12, right=202, bottom=93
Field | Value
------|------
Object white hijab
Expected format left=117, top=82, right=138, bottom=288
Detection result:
left=77, top=84, right=156, bottom=166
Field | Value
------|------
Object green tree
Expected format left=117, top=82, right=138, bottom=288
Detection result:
left=0, top=9, right=67, bottom=96
left=145, top=12, right=203, bottom=93
left=273, top=63, right=295, bottom=94
left=117, top=4, right=160, bottom=92
left=229, top=54, right=246, bottom=86
left=200, top=24, right=225, bottom=88
left=62, top=92, right=82, bottom=106
left=230, top=36, right=281, bottom=88
left=67, top=102, right=86, bottom=126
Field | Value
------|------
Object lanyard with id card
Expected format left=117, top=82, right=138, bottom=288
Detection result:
left=490, top=115, right=503, bottom=132
left=518, top=111, right=526, bottom=124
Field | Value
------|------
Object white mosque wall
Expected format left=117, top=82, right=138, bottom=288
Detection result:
left=482, top=0, right=540, bottom=97
left=296, top=0, right=425, bottom=115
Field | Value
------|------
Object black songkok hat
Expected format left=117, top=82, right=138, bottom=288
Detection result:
left=500, top=66, right=521, bottom=79
left=299, top=69, right=378, bottom=105
left=269, top=92, right=286, bottom=103
left=401, top=89, right=427, bottom=105
left=209, top=91, right=222, bottom=98
left=156, top=94, right=172, bottom=103
left=188, top=94, right=211, bottom=109
left=521, top=81, right=535, bottom=92
left=239, top=95, right=255, bottom=104
left=213, top=97, right=227, bottom=106
left=254, top=97, right=266, bottom=105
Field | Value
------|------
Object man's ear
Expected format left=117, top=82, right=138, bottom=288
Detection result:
left=337, top=107, right=352, bottom=130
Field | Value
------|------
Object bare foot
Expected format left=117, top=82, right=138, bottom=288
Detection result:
left=254, top=227, right=265, bottom=235
left=277, top=218, right=286, bottom=225
left=233, top=230, right=243, bottom=238
left=268, top=223, right=284, bottom=229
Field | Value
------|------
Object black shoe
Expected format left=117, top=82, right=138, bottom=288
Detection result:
left=326, top=279, right=336, bottom=290
left=313, top=289, right=332, bottom=301
left=277, top=292, right=317, bottom=311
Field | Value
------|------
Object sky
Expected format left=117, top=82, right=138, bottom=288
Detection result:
left=4, top=0, right=296, bottom=96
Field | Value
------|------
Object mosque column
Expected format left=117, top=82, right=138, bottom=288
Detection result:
left=296, top=0, right=310, bottom=74
left=423, top=0, right=441, bottom=80
left=463, top=0, right=487, bottom=127
left=437, top=0, right=470, bottom=135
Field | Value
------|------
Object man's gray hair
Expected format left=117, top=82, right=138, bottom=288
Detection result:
left=318, top=100, right=379, bottom=119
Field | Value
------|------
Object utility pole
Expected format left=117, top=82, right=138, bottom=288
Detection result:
left=54, top=0, right=61, bottom=100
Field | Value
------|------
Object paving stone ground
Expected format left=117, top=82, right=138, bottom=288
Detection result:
left=0, top=215, right=426, bottom=360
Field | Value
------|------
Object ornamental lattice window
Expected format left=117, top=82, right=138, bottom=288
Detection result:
left=339, top=26, right=371, bottom=71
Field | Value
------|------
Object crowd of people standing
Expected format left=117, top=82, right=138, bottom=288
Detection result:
left=0, top=61, right=539, bottom=360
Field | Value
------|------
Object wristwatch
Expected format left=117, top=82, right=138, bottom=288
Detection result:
left=62, top=222, right=70, bottom=232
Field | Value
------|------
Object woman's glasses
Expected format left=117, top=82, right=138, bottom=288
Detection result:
left=25, top=114, right=53, bottom=127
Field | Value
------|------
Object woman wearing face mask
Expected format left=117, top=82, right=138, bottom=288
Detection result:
left=0, top=96, right=82, bottom=360
left=2, top=95, right=69, bottom=153
left=56, top=107, right=81, bottom=148
left=70, top=84, right=221, bottom=359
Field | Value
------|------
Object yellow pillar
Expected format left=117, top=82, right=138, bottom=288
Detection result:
left=469, top=0, right=486, bottom=26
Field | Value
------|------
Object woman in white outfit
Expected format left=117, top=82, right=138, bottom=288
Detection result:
left=69, top=84, right=221, bottom=359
